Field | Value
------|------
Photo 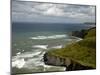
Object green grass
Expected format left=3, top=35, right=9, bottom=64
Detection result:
left=85, top=28, right=96, bottom=38
left=47, top=28, right=96, bottom=68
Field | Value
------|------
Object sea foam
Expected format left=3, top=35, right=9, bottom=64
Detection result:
left=12, top=51, right=43, bottom=68
left=32, top=45, right=48, bottom=49
left=30, top=34, right=67, bottom=40
left=12, top=58, right=25, bottom=69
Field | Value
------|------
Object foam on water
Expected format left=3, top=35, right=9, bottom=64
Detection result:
left=30, top=34, right=67, bottom=40
left=12, top=44, right=65, bottom=70
left=12, top=33, right=82, bottom=73
left=12, top=50, right=45, bottom=68
left=12, top=58, right=25, bottom=69
left=32, top=45, right=48, bottom=49
left=12, top=22, right=90, bottom=73
left=13, top=51, right=42, bottom=59
left=51, top=45, right=63, bottom=49
left=16, top=52, right=21, bottom=55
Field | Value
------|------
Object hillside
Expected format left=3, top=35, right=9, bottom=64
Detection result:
left=44, top=27, right=96, bottom=71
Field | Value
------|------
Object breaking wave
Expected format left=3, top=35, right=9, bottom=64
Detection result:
left=51, top=45, right=63, bottom=49
left=12, top=51, right=44, bottom=69
left=32, top=45, right=48, bottom=49
left=12, top=44, right=64, bottom=69
left=30, top=34, right=67, bottom=40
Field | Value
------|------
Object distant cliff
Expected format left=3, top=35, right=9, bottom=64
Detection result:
left=71, top=27, right=96, bottom=38
left=43, top=27, right=96, bottom=71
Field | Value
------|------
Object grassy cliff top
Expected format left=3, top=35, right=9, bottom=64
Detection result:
left=47, top=28, right=96, bottom=68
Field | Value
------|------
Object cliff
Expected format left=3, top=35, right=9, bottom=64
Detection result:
left=44, top=53, right=94, bottom=71
left=43, top=27, right=96, bottom=71
left=71, top=27, right=96, bottom=38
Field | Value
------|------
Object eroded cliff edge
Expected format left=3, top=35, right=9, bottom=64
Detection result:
left=43, top=27, right=96, bottom=71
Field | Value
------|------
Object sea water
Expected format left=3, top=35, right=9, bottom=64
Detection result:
left=12, top=22, right=91, bottom=74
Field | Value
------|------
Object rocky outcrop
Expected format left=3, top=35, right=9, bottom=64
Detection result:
left=44, top=53, right=94, bottom=71
left=71, top=29, right=87, bottom=38
left=44, top=53, right=71, bottom=67
left=71, top=27, right=96, bottom=38
left=43, top=27, right=96, bottom=71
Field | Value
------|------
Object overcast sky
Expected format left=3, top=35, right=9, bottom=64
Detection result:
left=12, top=0, right=96, bottom=23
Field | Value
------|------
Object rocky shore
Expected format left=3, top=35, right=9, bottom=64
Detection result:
left=71, top=27, right=96, bottom=38
left=44, top=53, right=94, bottom=71
left=43, top=27, right=96, bottom=71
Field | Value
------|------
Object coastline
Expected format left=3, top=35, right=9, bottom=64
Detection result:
left=43, top=27, right=96, bottom=71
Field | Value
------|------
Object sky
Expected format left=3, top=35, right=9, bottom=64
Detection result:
left=12, top=0, right=96, bottom=23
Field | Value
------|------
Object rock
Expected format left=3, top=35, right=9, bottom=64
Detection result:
left=71, top=27, right=96, bottom=38
left=43, top=27, right=96, bottom=71
left=43, top=53, right=94, bottom=71
left=44, top=53, right=71, bottom=66
left=72, top=29, right=87, bottom=38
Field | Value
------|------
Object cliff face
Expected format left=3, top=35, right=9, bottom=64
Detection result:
left=71, top=27, right=96, bottom=38
left=44, top=53, right=71, bottom=67
left=44, top=53, right=94, bottom=71
left=71, top=29, right=87, bottom=38
left=43, top=27, right=96, bottom=71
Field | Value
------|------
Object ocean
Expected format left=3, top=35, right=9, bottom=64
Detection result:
left=12, top=22, right=91, bottom=74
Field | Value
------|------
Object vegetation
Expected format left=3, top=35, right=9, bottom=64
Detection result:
left=84, top=28, right=96, bottom=38
left=47, top=27, right=96, bottom=68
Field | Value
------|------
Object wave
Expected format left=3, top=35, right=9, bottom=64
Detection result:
left=12, top=48, right=66, bottom=71
left=16, top=52, right=21, bottom=55
left=13, top=51, right=42, bottom=59
left=12, top=44, right=65, bottom=69
left=30, top=34, right=67, bottom=40
left=32, top=45, right=48, bottom=49
left=12, top=51, right=44, bottom=69
left=12, top=58, right=25, bottom=69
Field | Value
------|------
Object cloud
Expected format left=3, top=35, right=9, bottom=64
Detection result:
left=12, top=0, right=95, bottom=23
left=42, top=5, right=64, bottom=16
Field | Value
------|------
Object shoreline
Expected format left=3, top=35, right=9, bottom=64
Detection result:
left=43, top=27, right=96, bottom=71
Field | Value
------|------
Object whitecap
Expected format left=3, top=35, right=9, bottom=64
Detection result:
left=16, top=52, right=21, bottom=55
left=30, top=34, right=67, bottom=40
left=13, top=51, right=42, bottom=59
left=12, top=58, right=25, bottom=69
left=51, top=45, right=63, bottom=49
left=33, top=45, right=48, bottom=49
left=12, top=51, right=43, bottom=69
